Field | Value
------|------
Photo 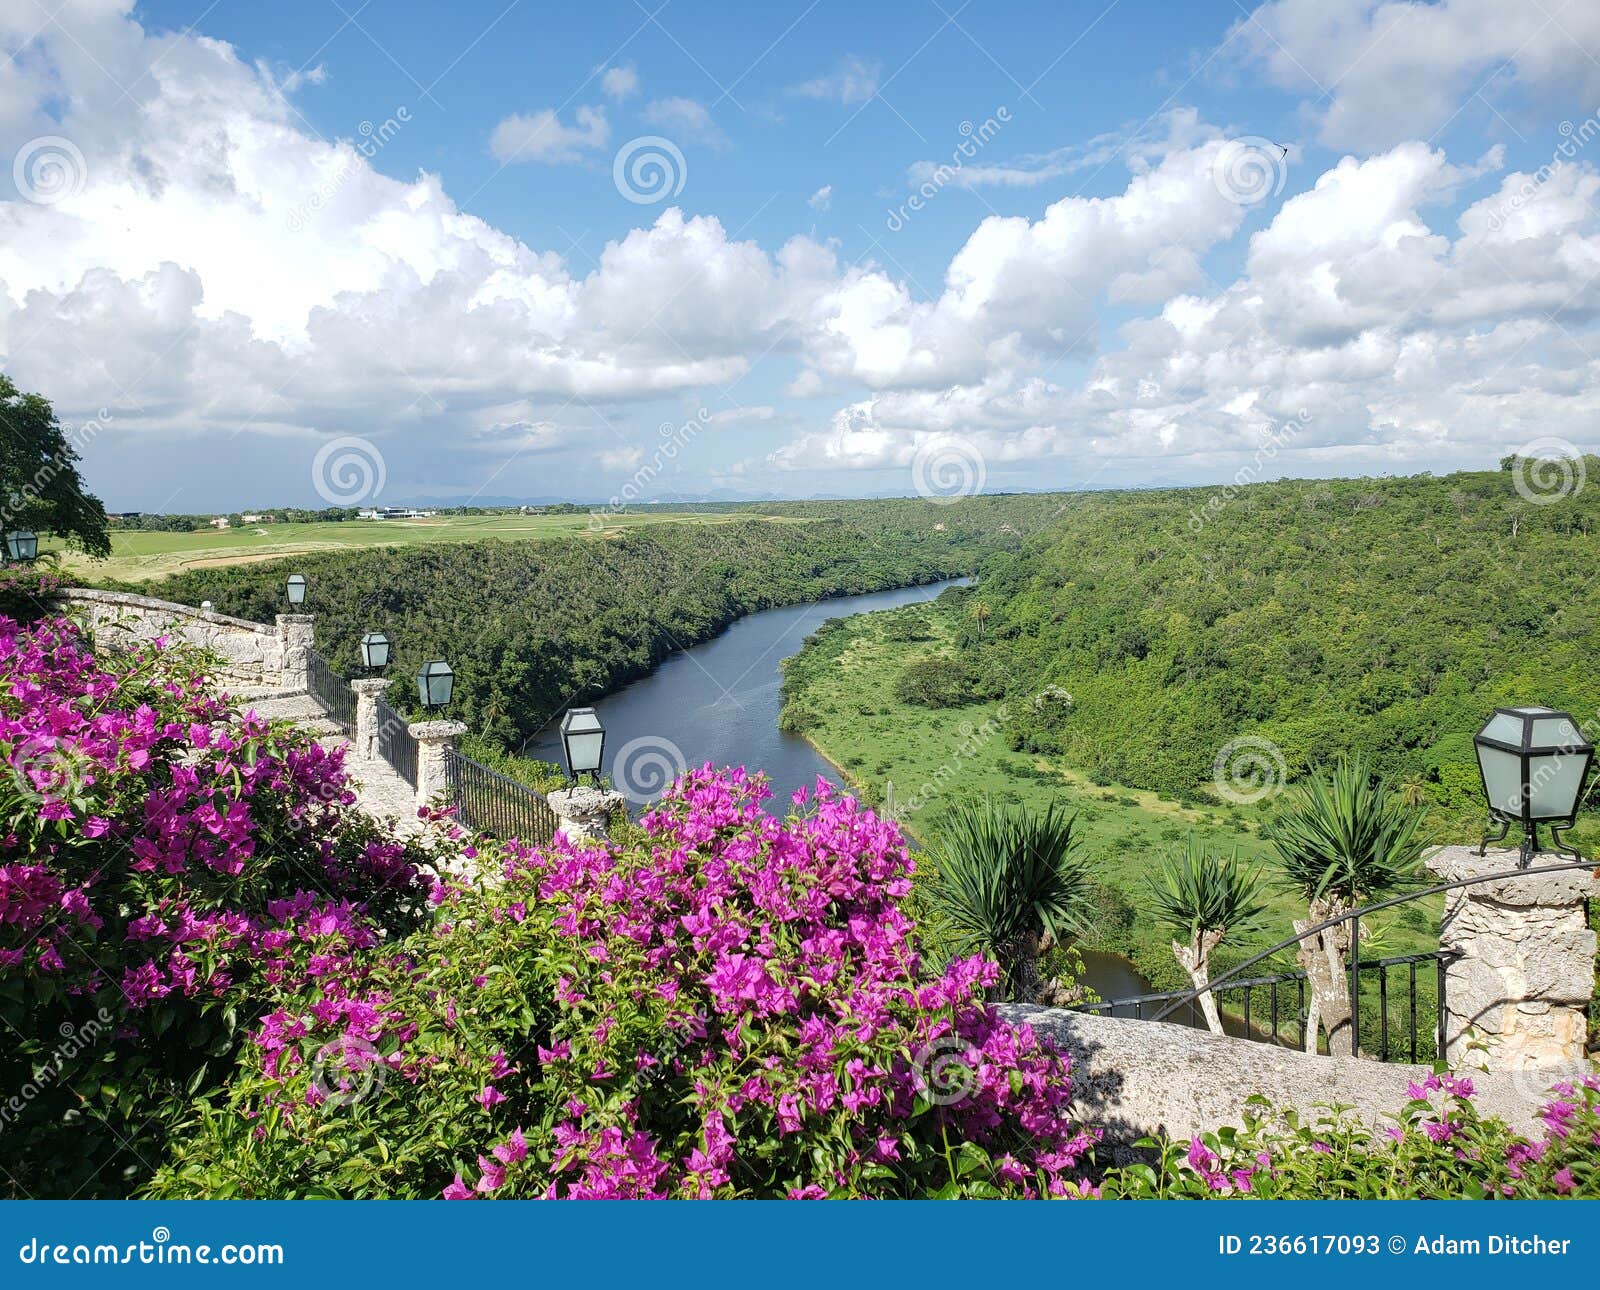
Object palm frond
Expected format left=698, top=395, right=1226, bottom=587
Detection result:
left=1264, top=754, right=1427, bottom=906
left=924, top=797, right=1092, bottom=961
left=1143, top=835, right=1267, bottom=943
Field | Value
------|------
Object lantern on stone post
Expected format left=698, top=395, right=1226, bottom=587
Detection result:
left=1474, top=707, right=1594, bottom=867
left=416, top=659, right=454, bottom=710
left=560, top=707, right=606, bottom=785
left=285, top=572, right=308, bottom=607
left=360, top=631, right=391, bottom=673
left=3, top=530, right=39, bottom=562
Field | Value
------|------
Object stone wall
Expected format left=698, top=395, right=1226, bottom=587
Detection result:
left=1003, top=1006, right=1589, bottom=1161
left=1428, top=845, right=1599, bottom=1069
left=60, top=588, right=286, bottom=688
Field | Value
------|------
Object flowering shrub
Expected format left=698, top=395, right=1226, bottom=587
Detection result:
left=152, top=768, right=1094, bottom=1199
left=0, top=565, right=62, bottom=623
left=0, top=615, right=439, bottom=1196
left=1102, top=1072, right=1600, bottom=1198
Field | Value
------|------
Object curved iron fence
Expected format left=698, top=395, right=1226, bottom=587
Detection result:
left=445, top=749, right=557, bottom=846
left=1080, top=858, right=1597, bottom=1061
left=1076, top=950, right=1451, bottom=1063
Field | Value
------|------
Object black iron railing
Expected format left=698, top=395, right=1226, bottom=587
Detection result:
left=1083, top=859, right=1599, bottom=1062
left=1075, top=950, right=1451, bottom=1063
left=445, top=749, right=557, bottom=846
left=304, top=649, right=356, bottom=729
left=375, top=697, right=418, bottom=789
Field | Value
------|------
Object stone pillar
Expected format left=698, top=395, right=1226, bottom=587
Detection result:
left=547, top=785, right=626, bottom=844
left=350, top=679, right=389, bottom=761
left=275, top=614, right=315, bottom=691
left=408, top=720, right=467, bottom=809
left=1427, top=845, right=1598, bottom=1070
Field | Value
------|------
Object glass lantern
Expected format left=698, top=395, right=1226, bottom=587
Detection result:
left=416, top=659, right=454, bottom=710
left=560, top=707, right=606, bottom=784
left=1474, top=707, right=1594, bottom=865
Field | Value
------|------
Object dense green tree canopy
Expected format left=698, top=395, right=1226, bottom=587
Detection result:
left=0, top=374, right=109, bottom=557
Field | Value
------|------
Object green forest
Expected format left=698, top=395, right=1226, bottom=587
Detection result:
left=126, top=500, right=1062, bottom=751
left=774, top=463, right=1600, bottom=999
left=786, top=464, right=1600, bottom=826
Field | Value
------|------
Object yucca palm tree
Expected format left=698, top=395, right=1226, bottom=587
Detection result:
left=1145, top=838, right=1266, bottom=1035
left=1265, top=754, right=1427, bottom=1056
left=924, top=798, right=1091, bottom=1002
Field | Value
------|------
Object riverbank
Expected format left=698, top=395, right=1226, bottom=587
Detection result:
left=521, top=578, right=972, bottom=807
left=778, top=590, right=1444, bottom=997
left=126, top=519, right=988, bottom=758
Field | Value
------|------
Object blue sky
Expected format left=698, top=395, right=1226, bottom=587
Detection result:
left=4, top=0, right=1600, bottom=509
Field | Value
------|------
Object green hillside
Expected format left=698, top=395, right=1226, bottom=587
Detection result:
left=929, top=465, right=1598, bottom=829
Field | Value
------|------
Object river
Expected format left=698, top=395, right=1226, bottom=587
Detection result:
left=524, top=577, right=1165, bottom=1007
left=524, top=578, right=971, bottom=803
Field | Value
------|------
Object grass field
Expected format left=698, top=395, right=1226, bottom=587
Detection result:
left=52, top=510, right=765, bottom=583
left=782, top=597, right=1440, bottom=991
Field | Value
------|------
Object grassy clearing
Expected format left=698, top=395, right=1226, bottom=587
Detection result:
left=782, top=598, right=1441, bottom=991
left=51, top=510, right=763, bottom=583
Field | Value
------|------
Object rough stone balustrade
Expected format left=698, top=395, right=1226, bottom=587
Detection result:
left=59, top=587, right=304, bottom=688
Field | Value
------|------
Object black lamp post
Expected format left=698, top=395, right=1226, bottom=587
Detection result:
left=285, top=572, right=308, bottom=607
left=416, top=659, right=454, bottom=710
left=360, top=631, right=391, bottom=672
left=560, top=707, right=606, bottom=785
left=1474, top=707, right=1594, bottom=866
left=4, top=530, right=39, bottom=562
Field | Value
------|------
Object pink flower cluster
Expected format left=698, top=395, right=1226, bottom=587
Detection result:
left=1, top=613, right=425, bottom=1034
left=418, top=766, right=1093, bottom=1198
